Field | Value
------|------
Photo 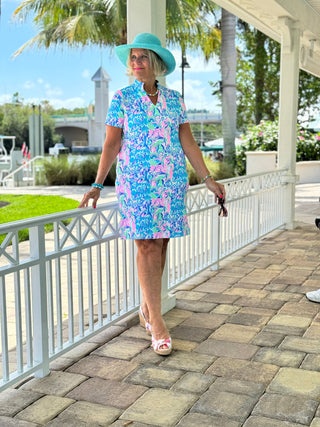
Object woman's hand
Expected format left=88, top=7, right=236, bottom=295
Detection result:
left=78, top=187, right=101, bottom=209
left=205, top=178, right=226, bottom=202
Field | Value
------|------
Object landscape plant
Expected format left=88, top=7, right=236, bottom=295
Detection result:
left=236, top=120, right=320, bottom=175
left=78, top=155, right=117, bottom=186
left=187, top=156, right=235, bottom=185
left=43, top=156, right=80, bottom=185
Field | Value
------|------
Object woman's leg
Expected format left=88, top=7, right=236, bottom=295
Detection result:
left=135, top=238, right=170, bottom=340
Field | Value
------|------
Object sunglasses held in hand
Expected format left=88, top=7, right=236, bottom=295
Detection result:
left=218, top=195, right=228, bottom=217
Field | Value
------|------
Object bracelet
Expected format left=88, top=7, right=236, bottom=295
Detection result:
left=201, top=174, right=212, bottom=184
left=92, top=183, right=104, bottom=190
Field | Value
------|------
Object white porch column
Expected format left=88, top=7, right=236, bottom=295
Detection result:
left=278, top=17, right=300, bottom=229
left=127, top=0, right=166, bottom=86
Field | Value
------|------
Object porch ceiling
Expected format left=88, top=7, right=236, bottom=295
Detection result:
left=212, top=0, right=320, bottom=77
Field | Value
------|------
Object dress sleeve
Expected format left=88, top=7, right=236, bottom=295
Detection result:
left=178, top=93, right=189, bottom=125
left=105, top=91, right=124, bottom=128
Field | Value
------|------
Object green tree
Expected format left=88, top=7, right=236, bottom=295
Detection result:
left=236, top=23, right=320, bottom=130
left=13, top=0, right=220, bottom=58
left=0, top=102, right=58, bottom=151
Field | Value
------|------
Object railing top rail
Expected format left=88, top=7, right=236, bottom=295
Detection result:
left=188, top=168, right=288, bottom=191
left=0, top=169, right=289, bottom=233
left=0, top=201, right=118, bottom=233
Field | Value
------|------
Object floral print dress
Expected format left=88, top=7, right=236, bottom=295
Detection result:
left=105, top=79, right=190, bottom=240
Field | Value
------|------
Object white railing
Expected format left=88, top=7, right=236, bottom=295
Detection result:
left=1, top=156, right=44, bottom=187
left=0, top=169, right=288, bottom=391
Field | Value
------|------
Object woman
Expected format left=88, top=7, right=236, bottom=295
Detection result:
left=79, top=33, right=225, bottom=356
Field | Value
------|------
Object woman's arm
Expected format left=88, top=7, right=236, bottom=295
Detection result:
left=179, top=122, right=225, bottom=199
left=78, top=125, right=122, bottom=208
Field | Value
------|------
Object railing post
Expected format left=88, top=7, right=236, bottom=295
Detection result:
left=161, top=253, right=176, bottom=314
left=211, top=208, right=220, bottom=270
left=253, top=193, right=260, bottom=245
left=29, top=225, right=50, bottom=378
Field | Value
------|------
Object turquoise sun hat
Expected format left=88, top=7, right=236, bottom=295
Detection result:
left=115, top=33, right=176, bottom=76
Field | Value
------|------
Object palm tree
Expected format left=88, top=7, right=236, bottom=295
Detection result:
left=220, top=8, right=237, bottom=165
left=13, top=0, right=220, bottom=58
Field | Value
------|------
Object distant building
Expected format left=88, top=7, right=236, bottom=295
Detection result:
left=53, top=66, right=111, bottom=151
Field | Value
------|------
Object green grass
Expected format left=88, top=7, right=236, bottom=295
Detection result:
left=0, top=195, right=79, bottom=244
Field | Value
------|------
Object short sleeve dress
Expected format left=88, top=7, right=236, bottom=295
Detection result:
left=105, top=79, right=190, bottom=240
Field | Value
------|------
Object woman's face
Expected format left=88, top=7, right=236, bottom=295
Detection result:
left=129, top=48, right=155, bottom=80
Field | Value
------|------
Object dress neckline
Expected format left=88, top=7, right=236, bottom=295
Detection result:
left=134, top=80, right=160, bottom=106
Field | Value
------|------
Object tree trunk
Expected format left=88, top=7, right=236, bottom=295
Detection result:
left=254, top=31, right=267, bottom=124
left=221, top=8, right=237, bottom=165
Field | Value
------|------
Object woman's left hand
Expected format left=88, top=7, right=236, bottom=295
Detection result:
left=205, top=178, right=226, bottom=202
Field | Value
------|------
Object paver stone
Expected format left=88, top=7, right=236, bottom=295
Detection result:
left=252, top=392, right=318, bottom=425
left=268, top=367, right=320, bottom=399
left=207, top=357, right=279, bottom=384
left=125, top=365, right=183, bottom=388
left=209, top=324, right=259, bottom=343
left=191, top=389, right=258, bottom=422
left=66, top=377, right=147, bottom=409
left=243, top=415, right=306, bottom=427
left=210, top=377, right=265, bottom=397
left=0, top=417, right=39, bottom=426
left=0, top=389, right=42, bottom=417
left=16, top=395, right=75, bottom=425
left=195, top=339, right=259, bottom=360
left=253, top=347, right=305, bottom=367
left=120, top=389, right=197, bottom=426
left=172, top=372, right=215, bottom=394
left=66, top=355, right=138, bottom=380
left=92, top=337, right=150, bottom=360
left=176, top=413, right=241, bottom=427
left=21, top=370, right=87, bottom=396
left=160, top=350, right=215, bottom=372
left=279, top=336, right=320, bottom=353
left=50, top=401, right=121, bottom=426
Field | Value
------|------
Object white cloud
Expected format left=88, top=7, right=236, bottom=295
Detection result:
left=0, top=94, right=13, bottom=104
left=48, top=97, right=86, bottom=110
left=82, top=69, right=91, bottom=79
left=0, top=94, right=86, bottom=110
left=168, top=78, right=220, bottom=112
left=23, top=80, right=35, bottom=89
left=37, top=78, right=44, bottom=84
left=171, top=49, right=219, bottom=73
left=45, top=86, right=63, bottom=97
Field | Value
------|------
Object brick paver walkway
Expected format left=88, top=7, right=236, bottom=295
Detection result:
left=1, top=183, right=320, bottom=426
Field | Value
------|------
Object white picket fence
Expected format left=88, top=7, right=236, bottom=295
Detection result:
left=0, top=169, right=288, bottom=391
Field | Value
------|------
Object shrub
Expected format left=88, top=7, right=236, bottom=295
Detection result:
left=78, top=155, right=100, bottom=185
left=43, top=156, right=80, bottom=185
left=78, top=155, right=117, bottom=186
left=236, top=120, right=320, bottom=175
left=187, top=156, right=235, bottom=185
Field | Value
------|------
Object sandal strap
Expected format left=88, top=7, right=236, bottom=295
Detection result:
left=152, top=337, right=172, bottom=351
left=140, top=306, right=152, bottom=333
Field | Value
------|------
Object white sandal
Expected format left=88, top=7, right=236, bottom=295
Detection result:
left=139, top=306, right=152, bottom=335
left=152, top=336, right=172, bottom=356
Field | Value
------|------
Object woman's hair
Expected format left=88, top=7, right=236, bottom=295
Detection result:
left=126, top=49, right=167, bottom=76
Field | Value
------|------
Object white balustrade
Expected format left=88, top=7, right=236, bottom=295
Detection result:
left=0, top=169, right=288, bottom=391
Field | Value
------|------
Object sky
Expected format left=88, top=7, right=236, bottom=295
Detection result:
left=0, top=0, right=222, bottom=113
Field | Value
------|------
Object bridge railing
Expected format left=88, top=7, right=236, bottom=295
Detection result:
left=0, top=169, right=288, bottom=391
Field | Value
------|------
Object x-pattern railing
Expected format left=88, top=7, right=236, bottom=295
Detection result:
left=0, top=169, right=289, bottom=391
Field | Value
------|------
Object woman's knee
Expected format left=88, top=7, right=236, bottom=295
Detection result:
left=135, top=239, right=164, bottom=254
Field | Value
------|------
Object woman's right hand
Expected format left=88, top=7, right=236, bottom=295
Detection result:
left=78, top=187, right=101, bottom=209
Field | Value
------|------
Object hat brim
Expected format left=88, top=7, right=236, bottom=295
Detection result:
left=115, top=43, right=176, bottom=76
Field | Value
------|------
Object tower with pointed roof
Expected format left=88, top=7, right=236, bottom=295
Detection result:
left=90, top=66, right=111, bottom=147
